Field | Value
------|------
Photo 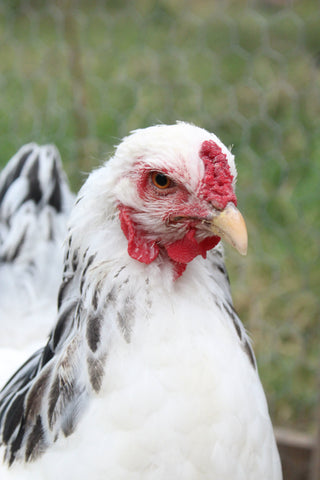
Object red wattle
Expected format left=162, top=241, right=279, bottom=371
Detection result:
left=165, top=229, right=199, bottom=263
left=171, top=262, right=187, bottom=280
left=198, top=235, right=221, bottom=257
left=165, top=229, right=220, bottom=264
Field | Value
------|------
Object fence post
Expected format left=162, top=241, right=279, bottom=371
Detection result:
left=63, top=0, right=90, bottom=184
left=310, top=361, right=320, bottom=480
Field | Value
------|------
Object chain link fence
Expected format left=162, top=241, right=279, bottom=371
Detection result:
left=1, top=0, right=319, bottom=445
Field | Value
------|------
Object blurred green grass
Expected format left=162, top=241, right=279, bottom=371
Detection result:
left=0, top=0, right=319, bottom=432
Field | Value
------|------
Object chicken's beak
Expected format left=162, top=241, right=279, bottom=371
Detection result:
left=208, top=203, right=248, bottom=255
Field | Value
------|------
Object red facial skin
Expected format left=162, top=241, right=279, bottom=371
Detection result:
left=119, top=204, right=160, bottom=264
left=118, top=140, right=236, bottom=279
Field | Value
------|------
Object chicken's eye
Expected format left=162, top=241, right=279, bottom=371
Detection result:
left=151, top=172, right=172, bottom=189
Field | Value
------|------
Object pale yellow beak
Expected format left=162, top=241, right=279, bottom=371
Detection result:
left=209, top=203, right=248, bottom=255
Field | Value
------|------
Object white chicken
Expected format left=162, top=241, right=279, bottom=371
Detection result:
left=0, top=143, right=73, bottom=384
left=0, top=123, right=282, bottom=479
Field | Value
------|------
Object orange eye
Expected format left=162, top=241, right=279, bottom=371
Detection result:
left=151, top=172, right=172, bottom=189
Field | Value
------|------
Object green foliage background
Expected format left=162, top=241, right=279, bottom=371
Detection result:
left=1, top=0, right=319, bottom=432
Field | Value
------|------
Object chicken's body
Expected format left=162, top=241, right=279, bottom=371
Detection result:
left=0, top=124, right=282, bottom=479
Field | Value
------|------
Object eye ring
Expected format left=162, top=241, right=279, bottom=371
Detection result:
left=151, top=172, right=172, bottom=190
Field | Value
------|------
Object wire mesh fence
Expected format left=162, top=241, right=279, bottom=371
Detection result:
left=0, top=0, right=319, bottom=443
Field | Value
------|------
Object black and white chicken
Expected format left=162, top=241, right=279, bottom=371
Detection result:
left=0, top=123, right=282, bottom=479
left=0, top=143, right=73, bottom=383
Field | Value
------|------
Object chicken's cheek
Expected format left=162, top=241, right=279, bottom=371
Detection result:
left=118, top=205, right=159, bottom=264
